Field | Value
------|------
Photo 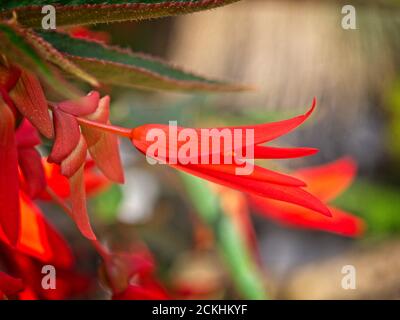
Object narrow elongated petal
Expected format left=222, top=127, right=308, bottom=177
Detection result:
left=0, top=98, right=20, bottom=245
left=133, top=129, right=306, bottom=187
left=132, top=100, right=316, bottom=162
left=69, top=165, right=96, bottom=240
left=10, top=70, right=53, bottom=138
left=173, top=163, right=331, bottom=216
left=293, top=157, right=357, bottom=203
left=253, top=146, right=318, bottom=159
left=216, top=98, right=316, bottom=146
left=250, top=196, right=364, bottom=237
left=48, top=108, right=81, bottom=163
left=184, top=163, right=306, bottom=187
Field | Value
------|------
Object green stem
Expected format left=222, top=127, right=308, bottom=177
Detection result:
left=180, top=172, right=268, bottom=300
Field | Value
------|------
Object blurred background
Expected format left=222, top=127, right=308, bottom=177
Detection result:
left=43, top=0, right=400, bottom=299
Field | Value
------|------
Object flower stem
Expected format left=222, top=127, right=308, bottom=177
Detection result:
left=76, top=117, right=132, bottom=139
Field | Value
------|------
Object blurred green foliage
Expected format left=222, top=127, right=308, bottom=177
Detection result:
left=387, top=79, right=400, bottom=163
left=180, top=172, right=267, bottom=299
left=92, top=184, right=123, bottom=223
left=335, top=180, right=400, bottom=236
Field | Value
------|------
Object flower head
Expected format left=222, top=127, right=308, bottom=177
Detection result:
left=130, top=99, right=330, bottom=216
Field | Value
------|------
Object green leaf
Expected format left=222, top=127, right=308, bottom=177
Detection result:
left=0, top=21, right=83, bottom=98
left=1, top=0, right=241, bottom=27
left=37, top=31, right=248, bottom=92
left=24, top=28, right=99, bottom=87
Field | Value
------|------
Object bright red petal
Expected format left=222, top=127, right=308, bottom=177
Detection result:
left=40, top=159, right=110, bottom=200
left=17, top=192, right=74, bottom=268
left=173, top=163, right=331, bottom=216
left=214, top=98, right=316, bottom=145
left=254, top=145, right=318, bottom=159
left=293, top=157, right=357, bottom=202
left=132, top=99, right=316, bottom=163
left=250, top=196, right=365, bottom=237
left=40, top=160, right=71, bottom=200
left=187, top=163, right=306, bottom=187
left=5, top=251, right=89, bottom=300
left=0, top=98, right=20, bottom=245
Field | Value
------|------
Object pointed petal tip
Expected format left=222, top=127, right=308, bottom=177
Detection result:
left=322, top=205, right=332, bottom=217
left=305, top=97, right=317, bottom=117
left=306, top=147, right=319, bottom=155
left=337, top=156, right=358, bottom=175
left=290, top=177, right=307, bottom=187
left=83, top=231, right=97, bottom=241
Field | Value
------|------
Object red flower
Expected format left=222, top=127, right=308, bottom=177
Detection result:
left=130, top=99, right=331, bottom=216
left=0, top=63, right=51, bottom=245
left=0, top=155, right=107, bottom=300
left=0, top=116, right=109, bottom=299
left=0, top=192, right=74, bottom=269
left=48, top=91, right=124, bottom=240
left=249, top=158, right=365, bottom=237
left=1, top=247, right=91, bottom=300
